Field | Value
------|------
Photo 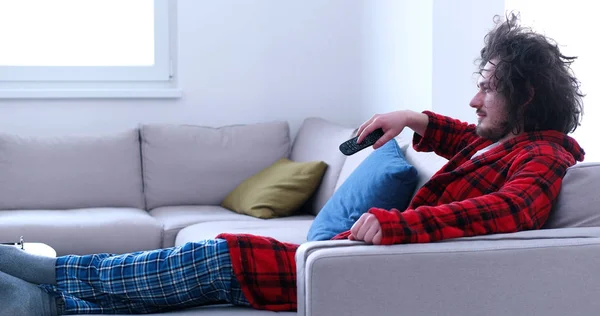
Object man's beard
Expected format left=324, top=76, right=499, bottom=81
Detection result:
left=476, top=120, right=512, bottom=142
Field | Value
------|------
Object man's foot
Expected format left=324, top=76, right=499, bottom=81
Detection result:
left=0, top=243, right=57, bottom=285
left=0, top=271, right=60, bottom=316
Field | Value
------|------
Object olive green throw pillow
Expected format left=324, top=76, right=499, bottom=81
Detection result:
left=221, top=158, right=328, bottom=219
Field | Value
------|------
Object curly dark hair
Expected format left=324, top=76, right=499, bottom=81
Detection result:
left=477, top=12, right=584, bottom=134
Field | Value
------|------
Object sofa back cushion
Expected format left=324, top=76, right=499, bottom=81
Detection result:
left=544, top=162, right=600, bottom=229
left=290, top=117, right=355, bottom=215
left=141, top=121, right=291, bottom=209
left=0, top=129, right=145, bottom=210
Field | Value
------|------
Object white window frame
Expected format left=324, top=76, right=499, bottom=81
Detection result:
left=0, top=0, right=180, bottom=99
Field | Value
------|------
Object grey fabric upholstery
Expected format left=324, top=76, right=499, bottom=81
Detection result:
left=141, top=122, right=291, bottom=209
left=149, top=205, right=261, bottom=247
left=0, top=130, right=145, bottom=210
left=544, top=162, right=600, bottom=229
left=0, top=208, right=162, bottom=256
left=403, top=142, right=448, bottom=199
left=300, top=228, right=600, bottom=316
left=175, top=217, right=314, bottom=246
left=290, top=117, right=355, bottom=215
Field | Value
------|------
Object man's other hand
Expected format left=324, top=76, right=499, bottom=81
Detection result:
left=349, top=213, right=382, bottom=244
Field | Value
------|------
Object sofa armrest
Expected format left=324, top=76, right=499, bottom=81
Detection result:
left=296, top=227, right=600, bottom=316
left=295, top=239, right=360, bottom=315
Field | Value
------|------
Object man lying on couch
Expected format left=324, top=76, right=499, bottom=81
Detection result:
left=0, top=12, right=586, bottom=316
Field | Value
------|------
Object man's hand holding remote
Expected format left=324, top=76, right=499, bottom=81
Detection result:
left=356, top=110, right=429, bottom=149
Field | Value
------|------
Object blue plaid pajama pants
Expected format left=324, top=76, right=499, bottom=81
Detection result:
left=40, top=239, right=250, bottom=314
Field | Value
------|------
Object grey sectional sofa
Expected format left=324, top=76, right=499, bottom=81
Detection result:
left=1, top=117, right=599, bottom=316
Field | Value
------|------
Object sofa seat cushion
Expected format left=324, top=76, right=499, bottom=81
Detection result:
left=141, top=122, right=291, bottom=209
left=149, top=206, right=263, bottom=247
left=266, top=214, right=315, bottom=221
left=0, top=208, right=162, bottom=256
left=175, top=217, right=314, bottom=246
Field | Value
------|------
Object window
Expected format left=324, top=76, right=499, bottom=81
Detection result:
left=505, top=1, right=598, bottom=162
left=0, top=0, right=179, bottom=98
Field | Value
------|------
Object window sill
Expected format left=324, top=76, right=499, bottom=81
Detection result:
left=0, top=88, right=183, bottom=99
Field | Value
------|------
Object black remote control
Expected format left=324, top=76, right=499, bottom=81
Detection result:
left=339, top=128, right=385, bottom=156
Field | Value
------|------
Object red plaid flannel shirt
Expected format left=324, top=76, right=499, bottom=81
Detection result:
left=216, top=111, right=584, bottom=311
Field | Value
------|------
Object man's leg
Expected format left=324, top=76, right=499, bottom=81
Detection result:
left=0, top=244, right=56, bottom=285
left=51, top=238, right=249, bottom=314
left=0, top=270, right=60, bottom=316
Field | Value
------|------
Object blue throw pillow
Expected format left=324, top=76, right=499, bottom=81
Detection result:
left=307, top=139, right=418, bottom=241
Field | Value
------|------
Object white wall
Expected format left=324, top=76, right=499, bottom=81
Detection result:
left=432, top=0, right=505, bottom=124
left=0, top=0, right=366, bottom=137
left=0, top=0, right=506, bottom=139
left=361, top=0, right=505, bottom=136
left=361, top=0, right=433, bottom=123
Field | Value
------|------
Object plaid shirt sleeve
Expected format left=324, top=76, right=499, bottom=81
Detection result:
left=413, top=110, right=484, bottom=159
left=369, top=153, right=573, bottom=245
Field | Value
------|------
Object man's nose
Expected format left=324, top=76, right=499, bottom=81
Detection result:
left=469, top=92, right=483, bottom=108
